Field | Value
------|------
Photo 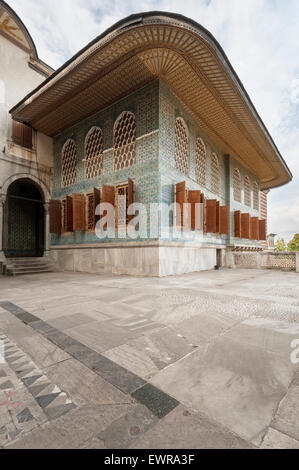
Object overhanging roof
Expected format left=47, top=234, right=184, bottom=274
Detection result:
left=10, top=11, right=292, bottom=189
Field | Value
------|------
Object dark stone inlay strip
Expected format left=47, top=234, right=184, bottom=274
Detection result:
left=132, top=384, right=180, bottom=419
left=0, top=301, right=180, bottom=419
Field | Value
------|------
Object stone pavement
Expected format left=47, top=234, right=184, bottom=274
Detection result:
left=0, top=268, right=298, bottom=449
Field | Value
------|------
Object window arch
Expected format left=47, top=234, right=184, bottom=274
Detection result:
left=62, top=139, right=77, bottom=187
left=175, top=117, right=189, bottom=175
left=211, top=153, right=220, bottom=194
left=233, top=168, right=241, bottom=202
left=196, top=138, right=206, bottom=185
left=253, top=182, right=259, bottom=210
left=85, top=127, right=103, bottom=179
left=244, top=176, right=251, bottom=207
left=114, top=111, right=136, bottom=171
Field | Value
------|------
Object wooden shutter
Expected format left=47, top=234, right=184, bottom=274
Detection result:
left=188, top=190, right=201, bottom=230
left=259, top=219, right=266, bottom=241
left=22, top=124, right=33, bottom=149
left=251, top=217, right=259, bottom=240
left=175, top=182, right=186, bottom=227
left=201, top=193, right=206, bottom=233
left=102, top=185, right=115, bottom=206
left=206, top=200, right=217, bottom=233
left=219, top=206, right=229, bottom=235
left=241, top=213, right=250, bottom=239
left=72, top=194, right=85, bottom=232
left=128, top=178, right=135, bottom=222
left=12, top=120, right=23, bottom=146
left=49, top=200, right=62, bottom=234
left=65, top=195, right=73, bottom=232
left=94, top=187, right=101, bottom=226
left=234, top=211, right=241, bottom=238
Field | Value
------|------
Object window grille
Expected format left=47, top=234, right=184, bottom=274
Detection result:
left=86, top=193, right=95, bottom=231
left=175, top=118, right=189, bottom=175
left=85, top=127, right=103, bottom=179
left=196, top=138, right=206, bottom=185
left=253, top=182, right=259, bottom=210
left=233, top=168, right=241, bottom=202
left=244, top=176, right=251, bottom=207
left=114, top=112, right=136, bottom=171
left=62, top=139, right=77, bottom=187
left=211, top=153, right=220, bottom=194
left=116, top=185, right=129, bottom=226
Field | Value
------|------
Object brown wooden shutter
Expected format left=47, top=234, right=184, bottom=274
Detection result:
left=94, top=187, right=101, bottom=226
left=250, top=217, right=259, bottom=240
left=241, top=213, right=250, bottom=239
left=65, top=195, right=74, bottom=232
left=12, top=120, right=23, bottom=146
left=49, top=200, right=62, bottom=234
left=102, top=185, right=115, bottom=206
left=219, top=206, right=229, bottom=235
left=200, top=193, right=206, bottom=233
left=72, top=194, right=85, bottom=232
left=22, top=124, right=33, bottom=149
left=234, top=211, right=241, bottom=238
left=259, top=219, right=266, bottom=241
left=128, top=178, right=135, bottom=222
left=175, top=182, right=186, bottom=227
left=188, top=190, right=201, bottom=230
left=206, top=200, right=217, bottom=233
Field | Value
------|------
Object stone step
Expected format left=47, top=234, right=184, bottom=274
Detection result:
left=6, top=267, right=54, bottom=276
left=3, top=257, right=55, bottom=276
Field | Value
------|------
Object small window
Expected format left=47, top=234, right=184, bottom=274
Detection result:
left=85, top=127, right=103, bottom=179
left=211, top=153, right=220, bottom=194
left=86, top=193, right=95, bottom=231
left=114, top=112, right=136, bottom=171
left=244, top=176, right=251, bottom=207
left=196, top=138, right=206, bottom=185
left=233, top=168, right=241, bottom=202
left=116, top=185, right=129, bottom=227
left=253, top=182, right=259, bottom=211
left=175, top=118, right=189, bottom=175
left=62, top=139, right=77, bottom=187
left=12, top=120, right=32, bottom=150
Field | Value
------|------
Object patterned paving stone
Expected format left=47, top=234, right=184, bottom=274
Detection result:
left=132, top=384, right=179, bottom=419
left=44, top=403, right=76, bottom=421
left=17, top=408, right=34, bottom=424
left=29, top=383, right=52, bottom=398
left=0, top=370, right=7, bottom=378
left=36, top=393, right=62, bottom=409
left=22, top=376, right=43, bottom=387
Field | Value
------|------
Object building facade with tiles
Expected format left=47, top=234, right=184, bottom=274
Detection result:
left=3, top=10, right=293, bottom=276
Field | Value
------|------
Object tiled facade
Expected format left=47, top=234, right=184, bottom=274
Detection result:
left=51, top=80, right=265, bottom=252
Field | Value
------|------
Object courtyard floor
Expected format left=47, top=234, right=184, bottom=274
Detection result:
left=0, top=268, right=299, bottom=449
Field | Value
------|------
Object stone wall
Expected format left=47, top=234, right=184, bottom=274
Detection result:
left=229, top=251, right=298, bottom=272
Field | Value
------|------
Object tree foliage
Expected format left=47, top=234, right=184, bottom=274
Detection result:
left=275, top=238, right=287, bottom=252
left=288, top=234, right=299, bottom=252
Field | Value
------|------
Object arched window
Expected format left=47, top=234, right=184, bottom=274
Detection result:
left=175, top=117, right=189, bottom=175
left=196, top=138, right=206, bottom=185
left=233, top=168, right=241, bottom=202
left=62, top=139, right=77, bottom=187
left=211, top=153, right=220, bottom=194
left=244, top=176, right=251, bottom=207
left=114, top=112, right=136, bottom=171
left=253, top=182, right=259, bottom=210
left=85, top=127, right=103, bottom=179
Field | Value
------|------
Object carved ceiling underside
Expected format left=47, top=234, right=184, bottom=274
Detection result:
left=10, top=13, right=292, bottom=189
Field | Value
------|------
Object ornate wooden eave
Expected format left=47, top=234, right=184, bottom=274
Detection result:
left=10, top=11, right=292, bottom=189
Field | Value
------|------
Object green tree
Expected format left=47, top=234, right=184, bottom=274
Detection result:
left=288, top=234, right=299, bottom=252
left=275, top=238, right=287, bottom=252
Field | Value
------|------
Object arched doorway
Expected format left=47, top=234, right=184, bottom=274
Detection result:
left=3, top=179, right=44, bottom=258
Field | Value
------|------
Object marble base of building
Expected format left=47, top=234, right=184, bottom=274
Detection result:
left=50, top=242, right=225, bottom=277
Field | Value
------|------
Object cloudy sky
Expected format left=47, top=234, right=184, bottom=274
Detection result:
left=8, top=0, right=299, bottom=241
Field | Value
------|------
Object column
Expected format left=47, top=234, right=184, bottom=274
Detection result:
left=0, top=195, right=5, bottom=261
left=44, top=202, right=50, bottom=257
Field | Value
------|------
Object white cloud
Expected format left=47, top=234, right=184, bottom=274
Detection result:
left=6, top=0, right=299, bottom=239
